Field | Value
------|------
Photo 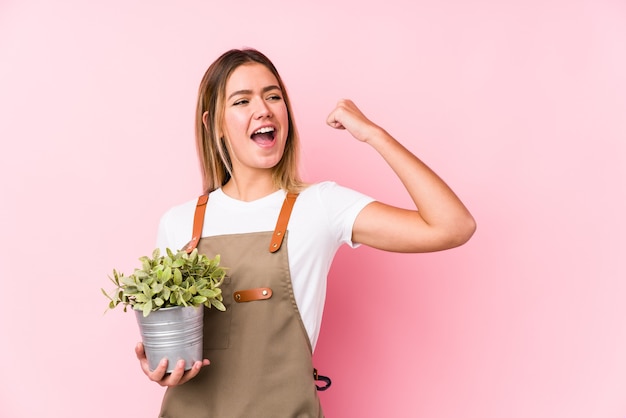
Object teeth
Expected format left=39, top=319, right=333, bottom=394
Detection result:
left=253, top=127, right=275, bottom=135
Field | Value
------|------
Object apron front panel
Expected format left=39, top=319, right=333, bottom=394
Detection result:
left=159, top=231, right=323, bottom=418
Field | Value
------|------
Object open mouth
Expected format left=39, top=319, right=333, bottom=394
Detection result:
left=251, top=126, right=276, bottom=145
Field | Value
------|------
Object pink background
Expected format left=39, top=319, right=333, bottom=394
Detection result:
left=1, top=0, right=625, bottom=417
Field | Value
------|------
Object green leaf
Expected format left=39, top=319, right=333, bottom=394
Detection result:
left=192, top=296, right=207, bottom=305
left=109, top=270, right=121, bottom=286
left=135, top=294, right=149, bottom=303
left=210, top=299, right=226, bottom=311
left=121, top=276, right=136, bottom=287
left=198, top=289, right=217, bottom=298
left=173, top=269, right=182, bottom=285
left=101, top=288, right=112, bottom=301
left=141, top=259, right=151, bottom=272
left=142, top=301, right=152, bottom=317
left=123, top=285, right=139, bottom=295
left=141, top=282, right=152, bottom=297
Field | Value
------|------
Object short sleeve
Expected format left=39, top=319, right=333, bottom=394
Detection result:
left=315, top=181, right=375, bottom=248
left=155, top=199, right=197, bottom=252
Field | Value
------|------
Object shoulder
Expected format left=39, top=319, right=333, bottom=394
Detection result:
left=159, top=196, right=202, bottom=226
left=292, top=181, right=375, bottom=229
left=298, top=181, right=371, bottom=201
left=297, top=181, right=375, bottom=210
left=160, top=189, right=230, bottom=224
left=156, top=195, right=205, bottom=251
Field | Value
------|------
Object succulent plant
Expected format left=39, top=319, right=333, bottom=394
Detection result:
left=102, top=248, right=227, bottom=317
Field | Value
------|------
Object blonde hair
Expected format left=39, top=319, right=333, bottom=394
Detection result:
left=195, top=48, right=304, bottom=194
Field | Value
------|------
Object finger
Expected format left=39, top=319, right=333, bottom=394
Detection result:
left=160, top=359, right=186, bottom=386
left=326, top=111, right=346, bottom=130
left=177, top=360, right=206, bottom=385
left=148, top=358, right=169, bottom=383
left=327, top=120, right=346, bottom=130
left=135, top=343, right=154, bottom=376
left=134, top=342, right=146, bottom=360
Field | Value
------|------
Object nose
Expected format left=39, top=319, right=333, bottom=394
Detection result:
left=254, top=99, right=272, bottom=119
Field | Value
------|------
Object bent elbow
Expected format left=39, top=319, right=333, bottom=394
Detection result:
left=451, top=215, right=477, bottom=248
left=404, top=215, right=477, bottom=253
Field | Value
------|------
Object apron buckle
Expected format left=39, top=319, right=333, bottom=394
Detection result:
left=313, top=368, right=332, bottom=391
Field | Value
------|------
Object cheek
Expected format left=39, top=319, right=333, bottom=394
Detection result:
left=223, top=112, right=247, bottom=138
left=278, top=108, right=289, bottom=135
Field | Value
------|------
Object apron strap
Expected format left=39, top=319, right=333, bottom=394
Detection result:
left=269, top=192, right=299, bottom=253
left=181, top=194, right=209, bottom=253
left=183, top=192, right=299, bottom=254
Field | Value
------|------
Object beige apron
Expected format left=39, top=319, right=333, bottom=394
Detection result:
left=159, top=193, right=324, bottom=418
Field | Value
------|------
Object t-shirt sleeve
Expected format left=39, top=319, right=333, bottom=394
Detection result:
left=155, top=200, right=196, bottom=252
left=156, top=213, right=173, bottom=252
left=316, top=181, right=375, bottom=248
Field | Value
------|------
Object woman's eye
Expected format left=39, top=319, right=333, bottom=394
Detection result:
left=267, top=95, right=282, bottom=101
left=233, top=99, right=248, bottom=106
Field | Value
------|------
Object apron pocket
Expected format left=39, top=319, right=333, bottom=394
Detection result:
left=202, top=276, right=233, bottom=350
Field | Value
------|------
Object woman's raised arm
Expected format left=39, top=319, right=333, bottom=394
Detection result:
left=326, top=99, right=476, bottom=253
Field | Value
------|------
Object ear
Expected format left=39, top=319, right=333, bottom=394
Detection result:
left=203, top=111, right=223, bottom=138
left=202, top=111, right=210, bottom=131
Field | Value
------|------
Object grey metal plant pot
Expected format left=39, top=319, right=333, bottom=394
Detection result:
left=135, top=305, right=203, bottom=373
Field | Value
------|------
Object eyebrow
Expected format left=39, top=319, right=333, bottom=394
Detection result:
left=227, top=85, right=282, bottom=101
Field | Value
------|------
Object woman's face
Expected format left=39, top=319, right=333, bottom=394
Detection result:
left=221, top=62, right=289, bottom=177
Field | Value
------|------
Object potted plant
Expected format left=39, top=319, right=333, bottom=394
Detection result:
left=102, top=247, right=227, bottom=373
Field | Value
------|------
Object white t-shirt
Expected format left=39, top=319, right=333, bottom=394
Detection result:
left=156, top=181, right=375, bottom=350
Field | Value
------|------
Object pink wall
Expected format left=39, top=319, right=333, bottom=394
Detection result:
left=1, top=0, right=625, bottom=417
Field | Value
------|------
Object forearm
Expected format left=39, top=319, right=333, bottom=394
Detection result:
left=365, top=127, right=476, bottom=244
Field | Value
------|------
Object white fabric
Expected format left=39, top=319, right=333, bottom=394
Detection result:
left=156, top=181, right=375, bottom=350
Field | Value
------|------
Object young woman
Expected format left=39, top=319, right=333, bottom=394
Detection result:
left=135, top=48, right=476, bottom=417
